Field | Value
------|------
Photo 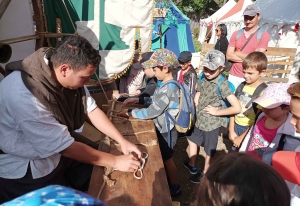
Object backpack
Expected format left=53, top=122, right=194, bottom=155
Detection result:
left=161, top=80, right=195, bottom=147
left=235, top=81, right=268, bottom=114
left=199, top=72, right=235, bottom=122
left=236, top=27, right=264, bottom=43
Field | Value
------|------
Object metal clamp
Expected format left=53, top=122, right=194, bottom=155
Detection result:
left=133, top=152, right=148, bottom=180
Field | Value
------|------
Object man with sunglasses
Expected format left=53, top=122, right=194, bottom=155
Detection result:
left=226, top=4, right=270, bottom=88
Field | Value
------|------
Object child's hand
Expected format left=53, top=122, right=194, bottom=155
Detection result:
left=228, top=131, right=237, bottom=141
left=123, top=98, right=139, bottom=105
left=119, top=139, right=142, bottom=159
left=133, top=90, right=141, bottom=95
left=233, top=136, right=243, bottom=148
left=117, top=109, right=129, bottom=117
left=203, top=105, right=218, bottom=115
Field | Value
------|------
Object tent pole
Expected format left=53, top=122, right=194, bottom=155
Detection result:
left=158, top=23, right=162, bottom=49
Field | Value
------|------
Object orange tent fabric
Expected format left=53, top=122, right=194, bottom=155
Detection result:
left=217, top=0, right=245, bottom=23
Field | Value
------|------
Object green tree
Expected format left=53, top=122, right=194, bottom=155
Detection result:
left=176, top=0, right=221, bottom=16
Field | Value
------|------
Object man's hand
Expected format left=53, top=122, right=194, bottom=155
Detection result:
left=228, top=131, right=238, bottom=141
left=117, top=109, right=129, bottom=117
left=203, top=105, right=218, bottom=116
left=119, top=139, right=142, bottom=159
left=113, top=153, right=141, bottom=172
left=123, top=98, right=139, bottom=105
left=233, top=135, right=243, bottom=148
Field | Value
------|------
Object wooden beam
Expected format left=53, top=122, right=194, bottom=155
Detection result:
left=0, top=0, right=10, bottom=20
left=0, top=33, right=74, bottom=45
left=266, top=69, right=291, bottom=74
left=31, top=0, right=45, bottom=49
left=266, top=47, right=297, bottom=57
left=261, top=77, right=289, bottom=83
left=0, top=35, right=40, bottom=45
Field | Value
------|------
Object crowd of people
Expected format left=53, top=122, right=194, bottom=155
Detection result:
left=0, top=3, right=299, bottom=206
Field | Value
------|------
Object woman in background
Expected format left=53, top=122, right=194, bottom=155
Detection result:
left=214, top=24, right=229, bottom=57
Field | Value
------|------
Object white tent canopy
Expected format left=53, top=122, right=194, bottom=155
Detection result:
left=198, top=0, right=236, bottom=43
left=200, top=0, right=236, bottom=25
left=217, top=0, right=253, bottom=23
left=208, top=0, right=252, bottom=44
left=197, top=0, right=300, bottom=83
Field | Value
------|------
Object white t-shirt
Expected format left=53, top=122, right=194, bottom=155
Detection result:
left=0, top=71, right=97, bottom=179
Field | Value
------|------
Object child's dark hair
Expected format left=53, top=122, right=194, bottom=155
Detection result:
left=193, top=153, right=290, bottom=206
left=280, top=104, right=290, bottom=109
left=217, top=24, right=227, bottom=37
left=156, top=65, right=173, bottom=72
left=242, top=51, right=267, bottom=72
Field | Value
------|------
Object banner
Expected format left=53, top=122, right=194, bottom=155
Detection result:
left=44, top=0, right=153, bottom=79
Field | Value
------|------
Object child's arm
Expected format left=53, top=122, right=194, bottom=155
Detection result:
left=228, top=115, right=237, bottom=141
left=204, top=94, right=241, bottom=116
left=121, top=92, right=170, bottom=120
left=194, top=92, right=200, bottom=107
left=233, top=126, right=250, bottom=148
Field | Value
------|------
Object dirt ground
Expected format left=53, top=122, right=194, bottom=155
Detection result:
left=172, top=129, right=232, bottom=206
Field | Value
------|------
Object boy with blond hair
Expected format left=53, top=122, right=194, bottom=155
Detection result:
left=184, top=50, right=241, bottom=184
left=229, top=51, right=268, bottom=148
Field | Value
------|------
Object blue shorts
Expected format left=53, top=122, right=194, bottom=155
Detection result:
left=234, top=123, right=249, bottom=136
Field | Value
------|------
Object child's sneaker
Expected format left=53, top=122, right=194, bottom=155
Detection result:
left=183, top=160, right=197, bottom=174
left=169, top=184, right=182, bottom=197
left=189, top=170, right=204, bottom=184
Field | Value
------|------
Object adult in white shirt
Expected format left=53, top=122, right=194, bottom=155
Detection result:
left=0, top=35, right=141, bottom=203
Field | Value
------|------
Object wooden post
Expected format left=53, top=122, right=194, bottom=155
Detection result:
left=0, top=0, right=11, bottom=20
left=31, top=0, right=45, bottom=50
left=158, top=23, right=162, bottom=49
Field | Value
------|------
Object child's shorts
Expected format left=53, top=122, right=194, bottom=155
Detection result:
left=187, top=127, right=219, bottom=157
left=156, top=128, right=177, bottom=161
left=234, top=123, right=249, bottom=136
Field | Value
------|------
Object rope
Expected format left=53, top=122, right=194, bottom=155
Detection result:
left=96, top=166, right=116, bottom=199
left=96, top=130, right=157, bottom=199
left=94, top=72, right=109, bottom=102
left=61, top=0, right=77, bottom=34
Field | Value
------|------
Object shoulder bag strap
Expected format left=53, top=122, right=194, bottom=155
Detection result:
left=240, top=29, right=259, bottom=51
left=245, top=83, right=268, bottom=108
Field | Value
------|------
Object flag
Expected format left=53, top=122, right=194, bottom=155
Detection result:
left=44, top=0, right=154, bottom=79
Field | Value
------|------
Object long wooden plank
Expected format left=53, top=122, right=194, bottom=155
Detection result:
left=0, top=0, right=10, bottom=19
left=88, top=101, right=172, bottom=206
left=266, top=69, right=291, bottom=74
left=262, top=77, right=289, bottom=83
left=266, top=47, right=297, bottom=57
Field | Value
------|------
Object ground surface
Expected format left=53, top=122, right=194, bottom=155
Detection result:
left=172, top=130, right=232, bottom=206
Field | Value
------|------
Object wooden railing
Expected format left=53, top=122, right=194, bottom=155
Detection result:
left=199, top=43, right=297, bottom=83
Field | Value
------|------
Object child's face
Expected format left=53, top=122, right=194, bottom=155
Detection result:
left=203, top=66, right=223, bottom=80
left=243, top=67, right=265, bottom=84
left=179, top=61, right=190, bottom=71
left=143, top=68, right=155, bottom=78
left=261, top=105, right=289, bottom=120
left=290, top=98, right=300, bottom=133
left=153, top=66, right=170, bottom=81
